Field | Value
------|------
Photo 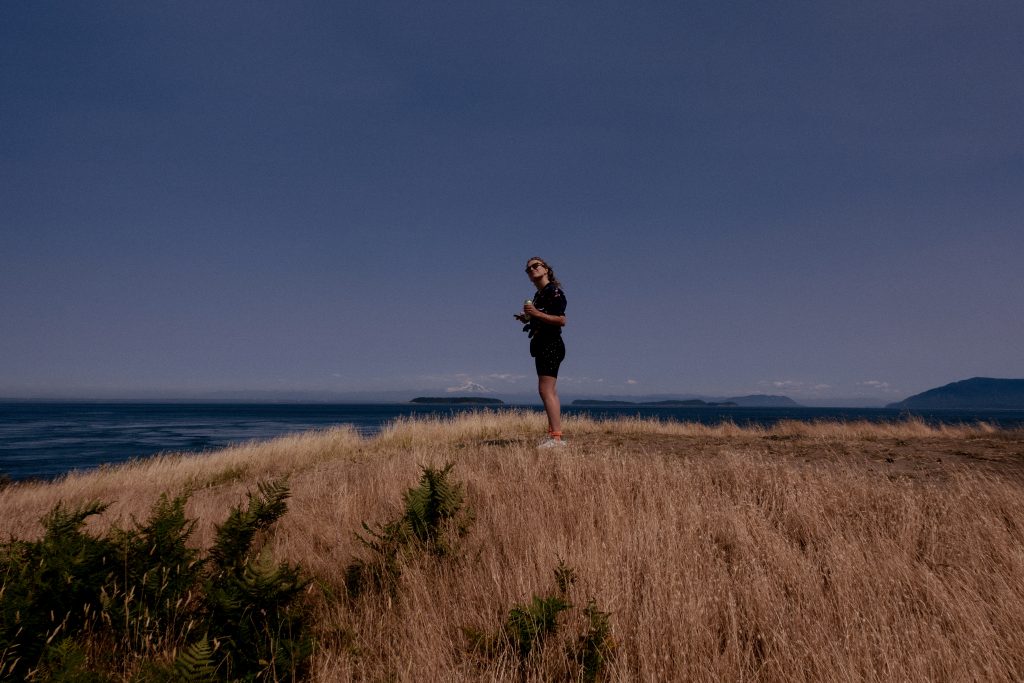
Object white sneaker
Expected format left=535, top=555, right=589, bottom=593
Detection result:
left=537, top=437, right=567, bottom=449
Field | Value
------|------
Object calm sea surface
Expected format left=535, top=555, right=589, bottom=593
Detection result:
left=2, top=402, right=1024, bottom=481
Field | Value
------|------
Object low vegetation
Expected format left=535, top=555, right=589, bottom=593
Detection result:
left=0, top=480, right=310, bottom=681
left=1, top=412, right=1022, bottom=680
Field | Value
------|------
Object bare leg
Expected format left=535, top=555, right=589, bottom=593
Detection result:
left=538, top=375, right=561, bottom=436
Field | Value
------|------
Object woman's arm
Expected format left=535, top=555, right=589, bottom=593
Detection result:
left=523, top=303, right=566, bottom=327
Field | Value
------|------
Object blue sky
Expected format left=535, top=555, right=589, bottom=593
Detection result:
left=2, top=1, right=1022, bottom=405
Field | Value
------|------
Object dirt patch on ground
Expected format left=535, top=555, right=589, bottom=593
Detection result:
left=562, top=430, right=1024, bottom=484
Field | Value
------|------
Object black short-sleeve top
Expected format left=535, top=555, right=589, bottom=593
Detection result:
left=527, top=283, right=567, bottom=340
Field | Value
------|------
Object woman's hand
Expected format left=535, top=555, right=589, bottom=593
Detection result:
left=522, top=304, right=566, bottom=327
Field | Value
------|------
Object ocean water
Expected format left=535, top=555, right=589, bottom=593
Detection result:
left=2, top=402, right=1023, bottom=481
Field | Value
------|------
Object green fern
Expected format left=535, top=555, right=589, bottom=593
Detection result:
left=346, top=463, right=473, bottom=598
left=403, top=463, right=472, bottom=553
left=505, top=594, right=571, bottom=660
left=466, top=565, right=576, bottom=662
left=106, top=492, right=201, bottom=649
left=210, top=479, right=291, bottom=572
left=573, top=599, right=615, bottom=682
left=220, top=551, right=311, bottom=678
left=172, top=638, right=217, bottom=683
left=204, top=482, right=312, bottom=681
left=554, top=558, right=577, bottom=595
left=40, top=500, right=110, bottom=540
left=345, top=520, right=407, bottom=598
left=0, top=478, right=313, bottom=681
left=467, top=562, right=615, bottom=680
left=34, top=638, right=110, bottom=683
left=0, top=500, right=112, bottom=679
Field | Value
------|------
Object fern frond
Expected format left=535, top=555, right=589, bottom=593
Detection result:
left=505, top=594, right=570, bottom=659
left=173, top=638, right=217, bottom=683
left=554, top=559, right=577, bottom=595
left=574, top=599, right=615, bottom=682
left=41, top=500, right=108, bottom=540
left=402, top=462, right=469, bottom=552
left=210, top=479, right=290, bottom=570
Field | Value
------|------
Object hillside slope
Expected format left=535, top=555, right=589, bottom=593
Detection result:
left=887, top=377, right=1024, bottom=409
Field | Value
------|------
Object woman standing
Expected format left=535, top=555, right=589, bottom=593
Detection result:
left=515, top=257, right=567, bottom=448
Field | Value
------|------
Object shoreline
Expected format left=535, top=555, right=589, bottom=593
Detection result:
left=4, top=403, right=1024, bottom=483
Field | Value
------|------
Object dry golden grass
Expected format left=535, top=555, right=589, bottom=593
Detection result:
left=3, top=412, right=1023, bottom=681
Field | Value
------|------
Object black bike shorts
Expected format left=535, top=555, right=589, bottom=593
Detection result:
left=530, top=337, right=565, bottom=378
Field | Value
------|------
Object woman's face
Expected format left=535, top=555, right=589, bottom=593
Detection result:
left=525, top=260, right=547, bottom=282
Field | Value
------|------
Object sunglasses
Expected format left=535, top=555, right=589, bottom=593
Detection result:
left=525, top=263, right=546, bottom=273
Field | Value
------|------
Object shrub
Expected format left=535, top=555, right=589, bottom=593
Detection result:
left=466, top=561, right=615, bottom=680
left=345, top=463, right=473, bottom=598
left=0, top=500, right=112, bottom=679
left=0, top=479, right=311, bottom=681
left=105, top=493, right=202, bottom=652
left=573, top=599, right=616, bottom=683
left=504, top=594, right=572, bottom=660
left=203, top=480, right=311, bottom=681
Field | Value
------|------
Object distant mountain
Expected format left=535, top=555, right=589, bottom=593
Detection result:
left=886, top=378, right=1024, bottom=410
left=410, top=396, right=504, bottom=405
left=725, top=394, right=802, bottom=407
left=445, top=382, right=490, bottom=393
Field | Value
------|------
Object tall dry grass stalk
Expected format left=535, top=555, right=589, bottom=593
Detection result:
left=2, top=412, right=1022, bottom=681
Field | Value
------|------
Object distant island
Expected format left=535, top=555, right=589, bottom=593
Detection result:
left=571, top=394, right=799, bottom=408
left=410, top=397, right=505, bottom=405
left=886, top=378, right=1024, bottom=410
left=572, top=399, right=738, bottom=407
